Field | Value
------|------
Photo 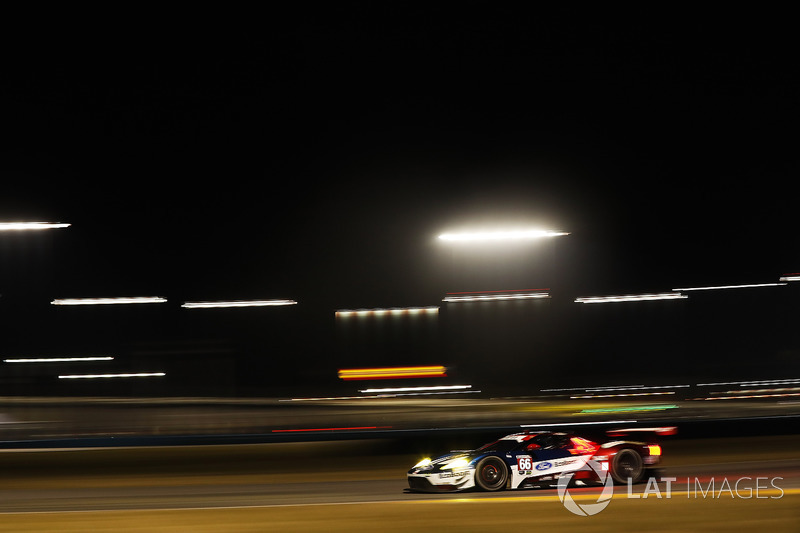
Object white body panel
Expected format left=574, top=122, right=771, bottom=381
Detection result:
left=408, top=467, right=476, bottom=490
left=509, top=454, right=593, bottom=488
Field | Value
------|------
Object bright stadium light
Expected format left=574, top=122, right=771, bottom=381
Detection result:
left=672, top=283, right=787, bottom=291
left=4, top=356, right=114, bottom=363
left=51, top=297, right=168, bottom=306
left=0, top=222, right=71, bottom=231
left=335, top=307, right=439, bottom=317
left=437, top=229, right=569, bottom=242
left=443, top=289, right=550, bottom=302
left=575, top=293, right=688, bottom=304
left=182, top=299, right=297, bottom=308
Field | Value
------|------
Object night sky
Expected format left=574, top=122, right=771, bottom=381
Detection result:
left=1, top=9, right=797, bottom=395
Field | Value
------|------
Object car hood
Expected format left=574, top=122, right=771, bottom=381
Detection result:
left=431, top=452, right=472, bottom=464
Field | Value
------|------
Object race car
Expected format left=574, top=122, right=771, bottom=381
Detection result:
left=407, top=430, right=664, bottom=492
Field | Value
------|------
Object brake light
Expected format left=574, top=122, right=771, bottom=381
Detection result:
left=569, top=437, right=599, bottom=455
left=648, top=445, right=662, bottom=456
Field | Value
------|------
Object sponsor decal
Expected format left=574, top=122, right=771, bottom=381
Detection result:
left=440, top=471, right=468, bottom=479
left=536, top=461, right=552, bottom=471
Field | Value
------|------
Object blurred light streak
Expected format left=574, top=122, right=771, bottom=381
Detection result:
left=359, top=385, right=472, bottom=393
left=380, top=390, right=480, bottom=397
left=580, top=405, right=678, bottom=413
left=438, top=229, right=569, bottom=241
left=281, top=390, right=479, bottom=401
left=725, top=387, right=800, bottom=394
left=736, top=380, right=800, bottom=387
left=51, top=297, right=167, bottom=305
left=779, top=274, right=800, bottom=282
left=0, top=222, right=71, bottom=230
left=520, top=420, right=638, bottom=428
left=672, top=282, right=787, bottom=291
left=58, top=372, right=165, bottom=379
left=182, top=299, right=297, bottom=308
left=570, top=392, right=676, bottom=399
left=4, top=357, right=113, bottom=363
left=697, top=378, right=800, bottom=386
left=338, top=365, right=447, bottom=380
left=443, top=290, right=550, bottom=302
left=585, top=385, right=690, bottom=392
left=606, top=426, right=678, bottom=436
left=540, top=385, right=644, bottom=392
left=693, top=393, right=800, bottom=400
left=575, top=293, right=687, bottom=304
left=280, top=395, right=382, bottom=401
left=271, top=426, right=391, bottom=432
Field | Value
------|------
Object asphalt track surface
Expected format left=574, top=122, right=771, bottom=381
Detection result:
left=1, top=435, right=799, bottom=531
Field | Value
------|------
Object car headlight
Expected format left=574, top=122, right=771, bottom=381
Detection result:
left=413, top=458, right=432, bottom=468
left=441, top=457, right=470, bottom=470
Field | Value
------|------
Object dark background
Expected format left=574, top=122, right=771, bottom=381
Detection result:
left=0, top=7, right=797, bottom=396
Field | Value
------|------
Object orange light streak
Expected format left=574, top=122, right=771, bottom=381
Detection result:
left=338, top=365, right=447, bottom=380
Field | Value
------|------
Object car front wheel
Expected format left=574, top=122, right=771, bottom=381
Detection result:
left=474, top=457, right=508, bottom=491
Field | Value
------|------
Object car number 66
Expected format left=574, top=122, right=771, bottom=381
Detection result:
left=517, top=456, right=532, bottom=470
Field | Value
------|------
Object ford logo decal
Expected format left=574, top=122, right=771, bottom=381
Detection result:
left=536, top=462, right=552, bottom=471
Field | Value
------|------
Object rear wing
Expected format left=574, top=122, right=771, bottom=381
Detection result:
left=606, top=426, right=677, bottom=438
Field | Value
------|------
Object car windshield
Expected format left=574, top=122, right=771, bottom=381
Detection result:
left=475, top=439, right=521, bottom=454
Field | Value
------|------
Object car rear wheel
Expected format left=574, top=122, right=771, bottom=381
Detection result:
left=475, top=457, right=508, bottom=491
left=611, top=449, right=644, bottom=484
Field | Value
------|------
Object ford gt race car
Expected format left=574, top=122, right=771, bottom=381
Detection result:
left=407, top=430, right=665, bottom=492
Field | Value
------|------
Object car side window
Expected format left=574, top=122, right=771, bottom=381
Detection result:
left=529, top=433, right=571, bottom=450
left=552, top=434, right=571, bottom=449
left=532, top=434, right=554, bottom=449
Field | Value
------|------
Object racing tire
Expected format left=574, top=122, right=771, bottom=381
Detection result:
left=474, top=457, right=508, bottom=491
left=611, top=449, right=644, bottom=484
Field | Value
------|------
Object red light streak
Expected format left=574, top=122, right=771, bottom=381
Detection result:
left=569, top=436, right=599, bottom=455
